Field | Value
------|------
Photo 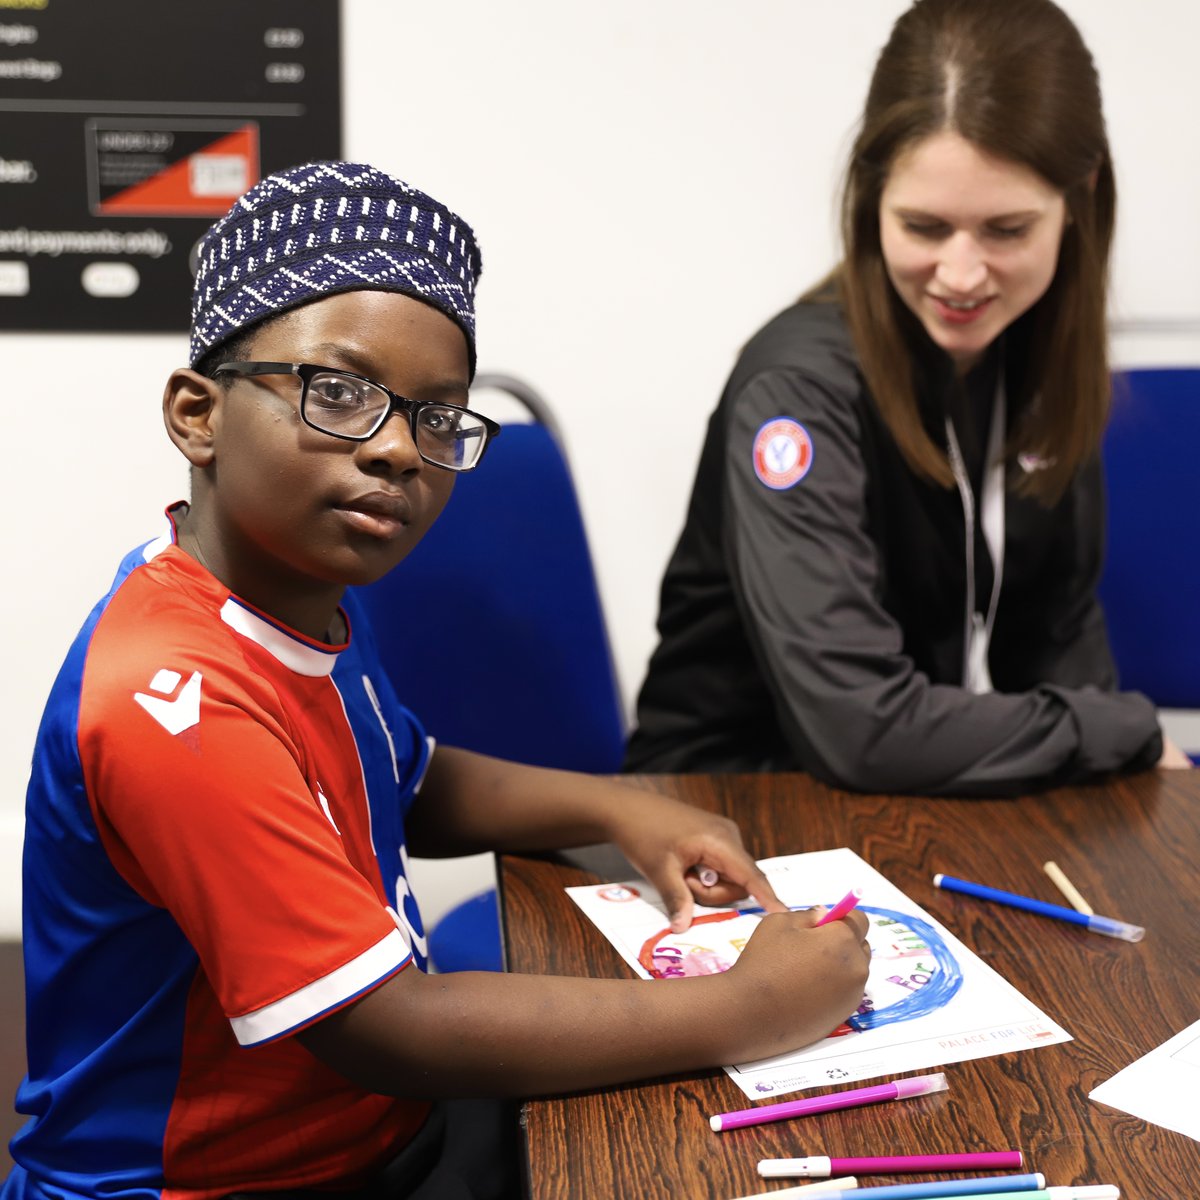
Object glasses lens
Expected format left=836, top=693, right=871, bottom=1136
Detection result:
left=304, top=371, right=390, bottom=438
left=415, top=406, right=489, bottom=470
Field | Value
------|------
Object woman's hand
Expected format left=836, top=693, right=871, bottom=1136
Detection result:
left=1158, top=734, right=1193, bottom=769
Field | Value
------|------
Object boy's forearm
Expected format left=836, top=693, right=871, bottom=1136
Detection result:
left=406, top=746, right=637, bottom=857
left=301, top=967, right=777, bottom=1098
left=298, top=910, right=871, bottom=1101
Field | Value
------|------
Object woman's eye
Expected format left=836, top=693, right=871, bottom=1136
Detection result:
left=903, top=220, right=947, bottom=239
left=987, top=225, right=1030, bottom=240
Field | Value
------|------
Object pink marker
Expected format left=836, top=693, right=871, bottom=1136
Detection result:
left=709, top=1072, right=947, bottom=1132
left=757, top=1151, right=1024, bottom=1178
left=813, top=887, right=864, bottom=927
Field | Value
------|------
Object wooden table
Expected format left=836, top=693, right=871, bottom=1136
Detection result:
left=500, top=770, right=1200, bottom=1199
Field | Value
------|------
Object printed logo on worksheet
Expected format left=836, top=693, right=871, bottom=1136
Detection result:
left=752, top=418, right=813, bottom=490
left=596, top=885, right=640, bottom=903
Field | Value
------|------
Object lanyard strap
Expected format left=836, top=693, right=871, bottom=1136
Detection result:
left=944, top=373, right=1006, bottom=694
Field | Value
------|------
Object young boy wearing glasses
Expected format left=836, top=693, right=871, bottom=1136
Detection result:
left=8, top=162, right=870, bottom=1200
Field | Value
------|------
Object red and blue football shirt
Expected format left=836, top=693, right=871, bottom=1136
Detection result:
left=7, top=519, right=436, bottom=1200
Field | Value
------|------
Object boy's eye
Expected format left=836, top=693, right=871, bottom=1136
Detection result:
left=419, top=407, right=462, bottom=442
left=310, top=375, right=374, bottom=410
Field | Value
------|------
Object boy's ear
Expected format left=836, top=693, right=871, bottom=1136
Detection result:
left=163, top=368, right=222, bottom=467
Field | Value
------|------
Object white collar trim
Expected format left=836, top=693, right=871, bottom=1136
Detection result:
left=220, top=597, right=340, bottom=677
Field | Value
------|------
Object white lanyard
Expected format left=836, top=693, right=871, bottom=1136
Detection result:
left=944, top=374, right=1006, bottom=694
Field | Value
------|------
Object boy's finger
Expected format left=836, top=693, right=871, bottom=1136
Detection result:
left=740, top=863, right=787, bottom=914
left=845, top=908, right=870, bottom=939
left=660, top=876, right=696, bottom=933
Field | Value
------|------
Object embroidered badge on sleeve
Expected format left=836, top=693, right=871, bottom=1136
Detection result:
left=752, top=418, right=814, bottom=490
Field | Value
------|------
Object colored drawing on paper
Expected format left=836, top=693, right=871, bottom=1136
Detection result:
left=849, top=907, right=962, bottom=1030
left=638, top=911, right=761, bottom=978
left=636, top=904, right=962, bottom=1032
left=566, top=848, right=1073, bottom=1101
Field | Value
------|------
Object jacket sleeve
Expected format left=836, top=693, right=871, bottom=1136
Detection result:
left=722, top=368, right=1162, bottom=796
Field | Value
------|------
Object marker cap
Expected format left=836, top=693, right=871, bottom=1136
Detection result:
left=759, top=1158, right=830, bottom=1179
left=1085, top=914, right=1145, bottom=943
left=893, top=1072, right=949, bottom=1100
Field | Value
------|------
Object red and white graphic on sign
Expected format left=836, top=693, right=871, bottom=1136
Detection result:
left=752, top=418, right=814, bottom=490
left=98, top=125, right=260, bottom=217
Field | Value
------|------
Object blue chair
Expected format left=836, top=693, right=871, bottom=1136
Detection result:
left=1099, top=367, right=1200, bottom=711
left=353, top=374, right=626, bottom=970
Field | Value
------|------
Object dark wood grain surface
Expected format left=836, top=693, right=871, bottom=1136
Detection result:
left=501, top=770, right=1200, bottom=1199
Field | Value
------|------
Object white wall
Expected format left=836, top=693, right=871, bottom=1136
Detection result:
left=3, top=0, right=1200, bottom=937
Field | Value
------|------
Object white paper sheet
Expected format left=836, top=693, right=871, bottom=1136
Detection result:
left=1089, top=1017, right=1200, bottom=1141
left=567, top=847, right=1071, bottom=1099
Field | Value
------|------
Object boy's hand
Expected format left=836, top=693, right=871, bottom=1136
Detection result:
left=717, top=906, right=872, bottom=1058
left=607, top=794, right=788, bottom=932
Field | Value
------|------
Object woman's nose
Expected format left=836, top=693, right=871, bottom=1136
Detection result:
left=935, top=233, right=988, bottom=295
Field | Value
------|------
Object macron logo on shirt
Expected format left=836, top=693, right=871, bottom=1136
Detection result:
left=134, top=668, right=203, bottom=735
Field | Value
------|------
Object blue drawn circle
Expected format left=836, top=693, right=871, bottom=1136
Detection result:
left=847, top=905, right=962, bottom=1031
left=723, top=900, right=962, bottom=1030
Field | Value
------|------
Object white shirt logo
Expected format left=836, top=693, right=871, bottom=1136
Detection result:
left=316, top=787, right=342, bottom=835
left=134, top=668, right=203, bottom=735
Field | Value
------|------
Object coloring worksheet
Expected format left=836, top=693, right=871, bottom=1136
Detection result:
left=567, top=847, right=1071, bottom=1099
left=1089, top=1018, right=1200, bottom=1141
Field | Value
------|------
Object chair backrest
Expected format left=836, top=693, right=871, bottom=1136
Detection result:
left=352, top=376, right=627, bottom=773
left=1098, top=367, right=1200, bottom=707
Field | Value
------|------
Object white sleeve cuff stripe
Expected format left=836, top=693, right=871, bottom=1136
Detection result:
left=230, top=929, right=412, bottom=1046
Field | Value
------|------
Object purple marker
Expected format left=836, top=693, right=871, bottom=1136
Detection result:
left=813, top=887, right=864, bottom=927
left=709, top=1072, right=946, bottom=1132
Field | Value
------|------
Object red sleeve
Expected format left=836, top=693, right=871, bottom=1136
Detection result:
left=79, top=584, right=411, bottom=1045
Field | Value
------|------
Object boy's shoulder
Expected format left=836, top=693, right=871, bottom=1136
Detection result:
left=68, top=541, right=259, bottom=734
left=90, top=540, right=228, bottom=659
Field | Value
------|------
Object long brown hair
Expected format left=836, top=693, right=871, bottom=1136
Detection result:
left=835, top=0, right=1115, bottom=501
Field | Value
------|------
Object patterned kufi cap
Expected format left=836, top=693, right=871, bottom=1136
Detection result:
left=189, top=161, right=482, bottom=373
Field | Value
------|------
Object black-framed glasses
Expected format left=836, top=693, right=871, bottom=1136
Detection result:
left=211, top=361, right=501, bottom=472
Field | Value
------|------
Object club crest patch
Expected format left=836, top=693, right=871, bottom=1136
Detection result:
left=752, top=418, right=813, bottom=490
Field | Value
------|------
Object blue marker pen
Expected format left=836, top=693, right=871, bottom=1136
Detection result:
left=763, top=1174, right=1046, bottom=1200
left=933, top=875, right=1144, bottom=942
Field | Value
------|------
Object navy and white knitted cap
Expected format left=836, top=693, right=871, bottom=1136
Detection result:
left=189, top=161, right=482, bottom=372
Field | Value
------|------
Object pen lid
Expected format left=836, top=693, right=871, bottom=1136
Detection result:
left=892, top=1072, right=949, bottom=1099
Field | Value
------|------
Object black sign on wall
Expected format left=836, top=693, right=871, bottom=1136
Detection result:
left=0, top=0, right=341, bottom=333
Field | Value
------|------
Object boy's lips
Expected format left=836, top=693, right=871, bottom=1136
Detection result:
left=335, top=491, right=412, bottom=535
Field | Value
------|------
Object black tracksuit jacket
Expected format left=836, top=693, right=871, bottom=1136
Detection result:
left=624, top=300, right=1161, bottom=796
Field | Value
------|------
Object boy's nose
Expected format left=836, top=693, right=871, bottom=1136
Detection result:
left=358, top=410, right=425, bottom=474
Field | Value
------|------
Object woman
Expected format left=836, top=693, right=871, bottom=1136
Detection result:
left=625, top=0, right=1185, bottom=794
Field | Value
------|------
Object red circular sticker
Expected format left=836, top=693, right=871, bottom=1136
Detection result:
left=596, top=885, right=640, bottom=903
left=753, top=418, right=813, bottom=490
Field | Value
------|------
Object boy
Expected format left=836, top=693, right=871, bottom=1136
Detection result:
left=7, top=162, right=869, bottom=1200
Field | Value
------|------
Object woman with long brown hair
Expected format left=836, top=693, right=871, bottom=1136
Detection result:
left=625, top=0, right=1185, bottom=792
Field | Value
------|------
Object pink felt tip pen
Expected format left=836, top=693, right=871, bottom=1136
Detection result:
left=813, top=887, right=864, bottom=927
left=757, top=1151, right=1025, bottom=1178
left=708, top=1072, right=947, bottom=1132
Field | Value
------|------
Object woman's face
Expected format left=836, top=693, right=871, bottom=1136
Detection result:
left=879, top=130, right=1068, bottom=374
